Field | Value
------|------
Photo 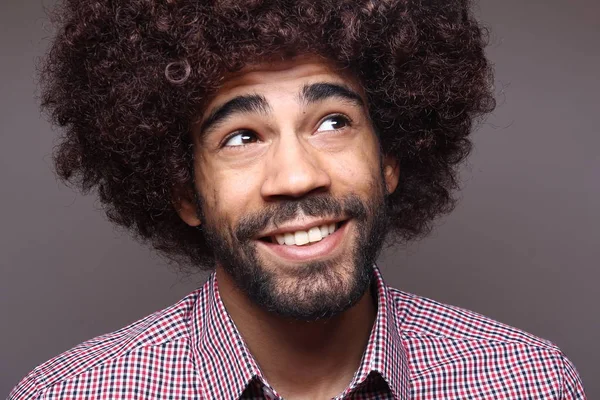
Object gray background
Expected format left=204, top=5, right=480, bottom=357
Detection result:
left=1, top=0, right=598, bottom=397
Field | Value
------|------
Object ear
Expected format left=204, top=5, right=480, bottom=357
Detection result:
left=382, top=155, right=400, bottom=194
left=172, top=187, right=201, bottom=227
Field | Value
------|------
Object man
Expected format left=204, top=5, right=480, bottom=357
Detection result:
left=10, top=0, right=585, bottom=399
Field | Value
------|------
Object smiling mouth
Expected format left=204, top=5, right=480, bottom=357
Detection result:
left=259, top=221, right=346, bottom=246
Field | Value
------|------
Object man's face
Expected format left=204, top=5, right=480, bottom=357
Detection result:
left=179, top=56, right=399, bottom=320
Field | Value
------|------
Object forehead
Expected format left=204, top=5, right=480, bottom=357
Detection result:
left=206, top=55, right=365, bottom=109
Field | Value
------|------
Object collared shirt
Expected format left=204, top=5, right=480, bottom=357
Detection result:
left=10, top=266, right=585, bottom=399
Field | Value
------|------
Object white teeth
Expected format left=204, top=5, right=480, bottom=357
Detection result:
left=284, top=232, right=295, bottom=245
left=294, top=231, right=309, bottom=246
left=328, top=223, right=335, bottom=234
left=308, top=227, right=322, bottom=242
left=320, top=225, right=329, bottom=237
left=271, top=223, right=340, bottom=246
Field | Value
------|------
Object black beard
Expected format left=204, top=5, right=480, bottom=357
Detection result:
left=197, top=187, right=389, bottom=321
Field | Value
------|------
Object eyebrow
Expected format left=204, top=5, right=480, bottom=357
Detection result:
left=198, top=82, right=365, bottom=137
left=300, top=82, right=364, bottom=108
left=199, top=94, right=271, bottom=136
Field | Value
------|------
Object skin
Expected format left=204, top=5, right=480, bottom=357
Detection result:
left=177, top=55, right=400, bottom=399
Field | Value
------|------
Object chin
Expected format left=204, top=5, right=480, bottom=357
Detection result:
left=251, top=256, right=371, bottom=321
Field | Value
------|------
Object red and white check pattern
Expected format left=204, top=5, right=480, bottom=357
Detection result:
left=10, top=265, right=585, bottom=399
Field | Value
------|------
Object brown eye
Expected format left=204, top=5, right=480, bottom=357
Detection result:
left=316, top=115, right=351, bottom=132
left=223, top=131, right=259, bottom=147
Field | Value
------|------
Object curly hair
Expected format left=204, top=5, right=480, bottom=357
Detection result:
left=41, top=0, right=495, bottom=270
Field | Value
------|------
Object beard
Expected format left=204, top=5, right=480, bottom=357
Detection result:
left=197, top=181, right=389, bottom=321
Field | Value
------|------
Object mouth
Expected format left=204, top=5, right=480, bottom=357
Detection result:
left=256, top=220, right=350, bottom=262
left=258, top=220, right=346, bottom=246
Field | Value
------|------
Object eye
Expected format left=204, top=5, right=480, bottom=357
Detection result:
left=222, top=130, right=259, bottom=147
left=316, top=114, right=351, bottom=132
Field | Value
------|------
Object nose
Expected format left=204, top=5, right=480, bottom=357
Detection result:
left=260, top=134, right=331, bottom=200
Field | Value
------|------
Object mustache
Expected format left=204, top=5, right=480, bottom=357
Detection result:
left=234, top=193, right=368, bottom=242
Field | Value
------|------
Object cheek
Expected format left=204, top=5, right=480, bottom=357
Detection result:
left=196, top=158, right=262, bottom=222
left=325, top=144, right=381, bottom=193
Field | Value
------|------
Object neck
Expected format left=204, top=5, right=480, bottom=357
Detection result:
left=216, top=266, right=377, bottom=400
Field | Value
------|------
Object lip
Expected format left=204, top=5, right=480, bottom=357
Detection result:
left=256, top=220, right=350, bottom=262
left=257, top=217, right=346, bottom=238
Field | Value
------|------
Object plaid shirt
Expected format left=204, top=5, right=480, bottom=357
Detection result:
left=10, top=265, right=585, bottom=399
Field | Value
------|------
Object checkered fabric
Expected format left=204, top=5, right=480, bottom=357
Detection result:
left=9, top=265, right=585, bottom=399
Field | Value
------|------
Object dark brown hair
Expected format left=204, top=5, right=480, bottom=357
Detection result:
left=41, top=0, right=495, bottom=269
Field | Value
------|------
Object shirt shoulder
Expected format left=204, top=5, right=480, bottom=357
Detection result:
left=9, top=289, right=203, bottom=399
left=389, top=287, right=554, bottom=347
left=388, top=287, right=586, bottom=398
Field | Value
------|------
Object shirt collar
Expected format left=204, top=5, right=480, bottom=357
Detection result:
left=190, top=273, right=261, bottom=399
left=191, top=265, right=411, bottom=399
left=359, top=264, right=411, bottom=399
